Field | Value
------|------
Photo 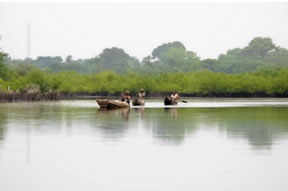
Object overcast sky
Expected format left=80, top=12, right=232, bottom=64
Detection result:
left=0, top=2, right=288, bottom=60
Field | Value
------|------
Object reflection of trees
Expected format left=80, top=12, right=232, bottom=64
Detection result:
left=0, top=102, right=134, bottom=143
left=142, top=107, right=288, bottom=148
left=0, top=102, right=288, bottom=150
left=215, top=107, right=288, bottom=149
left=144, top=108, right=199, bottom=145
left=0, top=105, right=11, bottom=145
left=13, top=104, right=133, bottom=141
left=94, top=108, right=131, bottom=140
left=0, top=112, right=8, bottom=143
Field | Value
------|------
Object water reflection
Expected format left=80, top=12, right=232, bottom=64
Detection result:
left=133, top=107, right=145, bottom=119
left=0, top=101, right=287, bottom=150
left=0, top=112, right=7, bottom=143
left=148, top=108, right=199, bottom=145
left=215, top=107, right=288, bottom=149
left=164, top=108, right=178, bottom=119
left=94, top=108, right=131, bottom=140
left=1, top=101, right=288, bottom=191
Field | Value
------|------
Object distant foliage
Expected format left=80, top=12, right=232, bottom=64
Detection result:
left=151, top=41, right=186, bottom=59
left=0, top=51, right=9, bottom=80
left=5, top=37, right=288, bottom=74
left=1, top=37, right=288, bottom=96
left=2, top=69, right=288, bottom=96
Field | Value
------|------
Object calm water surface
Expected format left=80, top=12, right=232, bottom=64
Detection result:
left=0, top=98, right=288, bottom=191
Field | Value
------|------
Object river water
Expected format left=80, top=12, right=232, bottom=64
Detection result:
left=0, top=99, right=288, bottom=191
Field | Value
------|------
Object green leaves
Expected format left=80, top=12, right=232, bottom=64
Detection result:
left=1, top=37, right=287, bottom=96
left=97, top=48, right=140, bottom=74
left=0, top=51, right=9, bottom=80
left=245, top=37, right=276, bottom=58
left=152, top=41, right=186, bottom=59
left=5, top=37, right=288, bottom=75
left=1, top=66, right=288, bottom=96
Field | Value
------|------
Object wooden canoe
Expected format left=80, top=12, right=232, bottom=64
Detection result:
left=132, top=98, right=145, bottom=106
left=96, top=99, right=130, bottom=109
left=164, top=97, right=178, bottom=105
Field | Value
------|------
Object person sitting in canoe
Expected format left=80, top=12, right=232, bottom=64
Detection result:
left=121, top=90, right=131, bottom=104
left=138, top=88, right=146, bottom=99
left=170, top=92, right=180, bottom=101
left=132, top=88, right=146, bottom=106
left=164, top=91, right=180, bottom=105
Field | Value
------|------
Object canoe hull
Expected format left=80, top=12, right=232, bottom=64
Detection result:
left=96, top=99, right=130, bottom=109
left=132, top=98, right=145, bottom=106
left=164, top=97, right=178, bottom=105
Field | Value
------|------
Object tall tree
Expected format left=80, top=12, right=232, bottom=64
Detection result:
left=97, top=47, right=140, bottom=73
left=36, top=56, right=63, bottom=68
left=243, top=37, right=275, bottom=58
left=0, top=50, right=8, bottom=79
left=152, top=41, right=186, bottom=59
left=65, top=55, right=73, bottom=63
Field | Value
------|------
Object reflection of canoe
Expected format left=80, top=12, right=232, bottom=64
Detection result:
left=164, top=97, right=178, bottom=105
left=96, top=99, right=130, bottom=109
left=132, top=98, right=145, bottom=106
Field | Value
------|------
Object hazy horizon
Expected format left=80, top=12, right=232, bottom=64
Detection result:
left=0, top=2, right=288, bottom=60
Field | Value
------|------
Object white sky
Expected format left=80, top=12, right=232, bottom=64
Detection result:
left=0, top=2, right=288, bottom=60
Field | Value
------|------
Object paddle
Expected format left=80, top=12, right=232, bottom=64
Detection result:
left=181, top=100, right=188, bottom=103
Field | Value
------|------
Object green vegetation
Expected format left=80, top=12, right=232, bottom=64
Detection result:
left=1, top=37, right=288, bottom=98
left=6, top=37, right=288, bottom=74
left=1, top=67, right=288, bottom=97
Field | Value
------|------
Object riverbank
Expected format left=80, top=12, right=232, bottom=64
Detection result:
left=1, top=91, right=287, bottom=103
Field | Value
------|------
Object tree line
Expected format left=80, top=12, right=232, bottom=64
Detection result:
left=0, top=37, right=288, bottom=99
left=5, top=37, right=288, bottom=74
left=0, top=67, right=288, bottom=97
